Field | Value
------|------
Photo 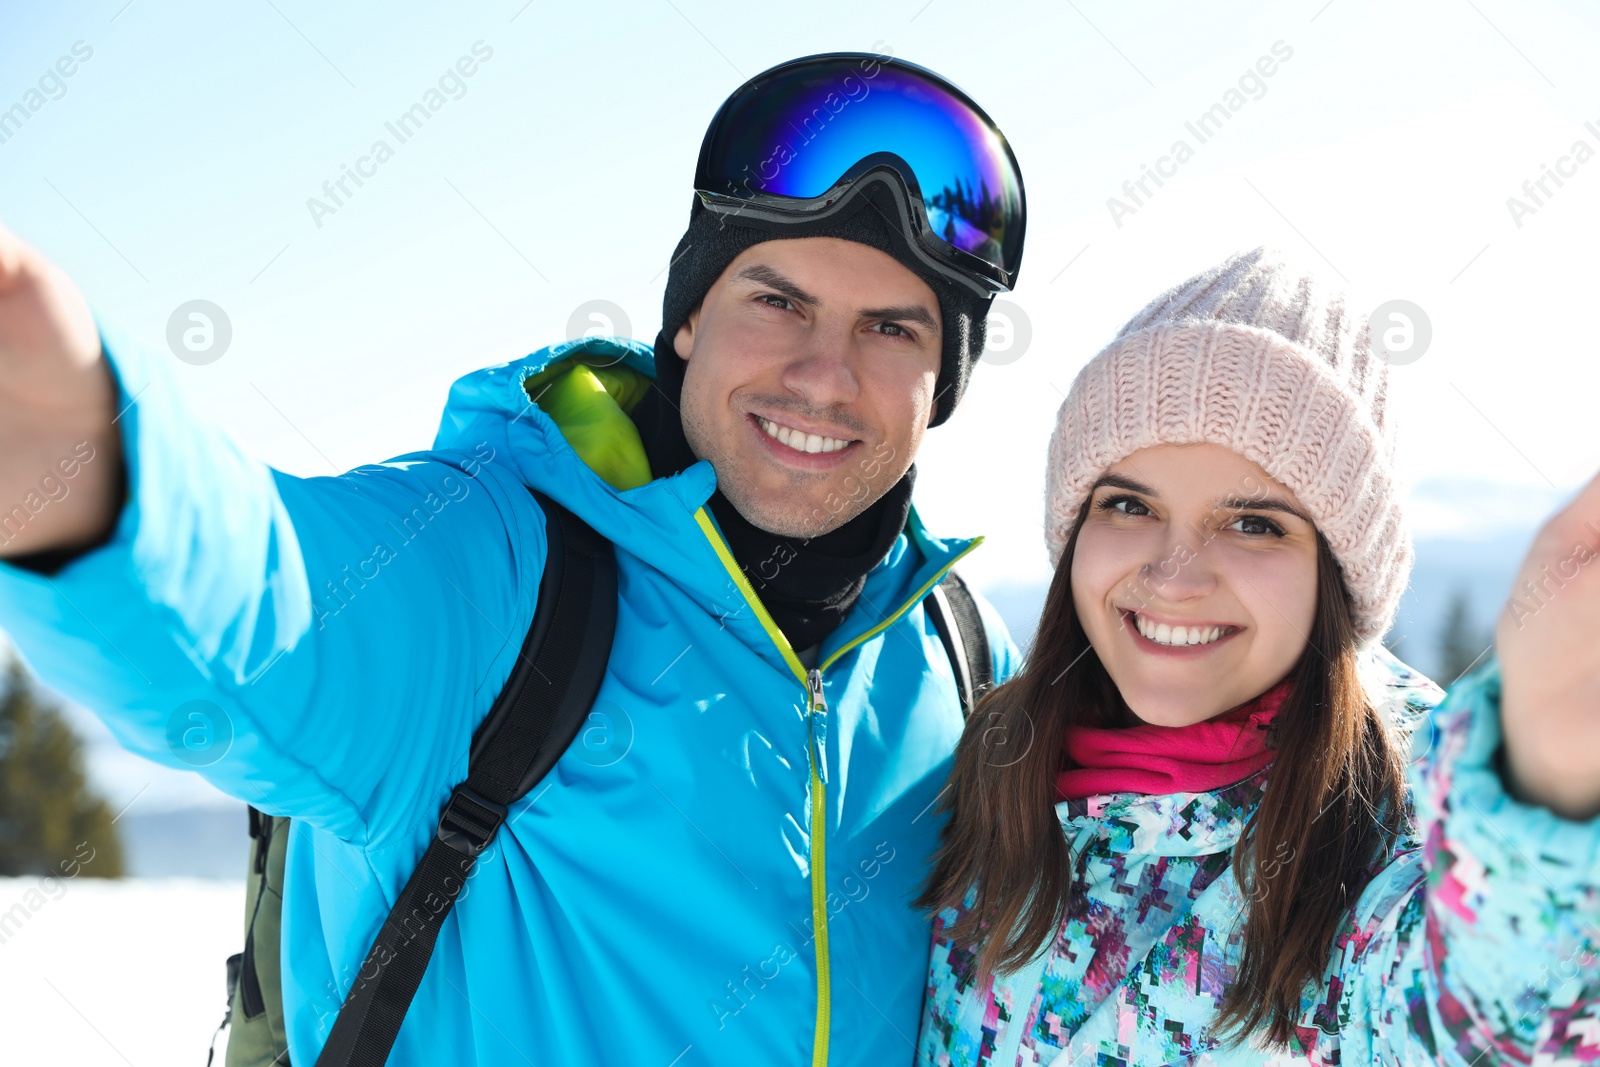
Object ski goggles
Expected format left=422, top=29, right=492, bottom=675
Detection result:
left=693, top=52, right=1026, bottom=296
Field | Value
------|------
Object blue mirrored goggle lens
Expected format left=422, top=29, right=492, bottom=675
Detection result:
left=696, top=57, right=1024, bottom=277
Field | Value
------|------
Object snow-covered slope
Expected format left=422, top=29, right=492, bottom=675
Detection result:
left=0, top=877, right=241, bottom=1065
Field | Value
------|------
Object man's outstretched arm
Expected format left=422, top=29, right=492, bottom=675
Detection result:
left=0, top=223, right=123, bottom=559
left=0, top=221, right=545, bottom=849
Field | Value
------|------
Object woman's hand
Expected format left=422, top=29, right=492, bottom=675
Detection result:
left=1497, top=468, right=1600, bottom=821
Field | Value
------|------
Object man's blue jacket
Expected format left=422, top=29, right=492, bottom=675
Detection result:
left=0, top=329, right=1017, bottom=1066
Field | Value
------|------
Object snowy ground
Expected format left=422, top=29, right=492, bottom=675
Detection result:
left=0, top=876, right=242, bottom=1066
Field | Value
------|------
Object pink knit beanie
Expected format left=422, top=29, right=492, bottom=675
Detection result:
left=1043, top=247, right=1410, bottom=646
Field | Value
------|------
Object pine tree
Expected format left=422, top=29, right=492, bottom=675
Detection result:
left=0, top=659, right=124, bottom=878
left=1437, top=587, right=1493, bottom=687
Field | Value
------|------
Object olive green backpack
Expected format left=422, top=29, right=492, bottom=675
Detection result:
left=215, top=808, right=290, bottom=1066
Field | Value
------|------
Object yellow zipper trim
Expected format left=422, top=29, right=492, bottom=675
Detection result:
left=808, top=758, right=830, bottom=1067
left=692, top=507, right=983, bottom=1067
left=817, top=536, right=984, bottom=674
left=692, top=509, right=807, bottom=683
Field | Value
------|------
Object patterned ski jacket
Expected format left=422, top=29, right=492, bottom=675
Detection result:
left=0, top=329, right=1017, bottom=1067
left=920, top=646, right=1600, bottom=1066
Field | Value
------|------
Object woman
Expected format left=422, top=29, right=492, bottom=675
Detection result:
left=917, top=247, right=1600, bottom=1065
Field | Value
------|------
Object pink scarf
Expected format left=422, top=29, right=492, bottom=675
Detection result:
left=1055, top=680, right=1291, bottom=801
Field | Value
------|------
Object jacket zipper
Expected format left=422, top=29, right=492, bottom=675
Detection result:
left=807, top=669, right=829, bottom=786
left=804, top=667, right=830, bottom=1067
left=692, top=507, right=982, bottom=1067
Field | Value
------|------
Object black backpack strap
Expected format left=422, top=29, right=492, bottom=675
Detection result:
left=313, top=488, right=616, bottom=1067
left=925, top=570, right=993, bottom=720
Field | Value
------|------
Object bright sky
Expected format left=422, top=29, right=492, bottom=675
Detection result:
left=4, top=0, right=1599, bottom=599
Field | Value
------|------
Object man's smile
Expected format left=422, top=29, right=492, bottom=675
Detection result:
left=744, top=411, right=864, bottom=471
left=755, top=415, right=854, bottom=454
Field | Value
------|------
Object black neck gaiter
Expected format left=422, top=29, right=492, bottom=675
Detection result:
left=630, top=332, right=914, bottom=651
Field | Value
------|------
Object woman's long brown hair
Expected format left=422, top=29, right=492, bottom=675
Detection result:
left=916, top=495, right=1410, bottom=1049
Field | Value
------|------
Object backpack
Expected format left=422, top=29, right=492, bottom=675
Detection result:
left=210, top=489, right=993, bottom=1067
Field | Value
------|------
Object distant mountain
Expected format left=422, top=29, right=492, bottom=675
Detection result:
left=1382, top=527, right=1532, bottom=684
left=117, top=805, right=250, bottom=882
left=978, top=580, right=1052, bottom=659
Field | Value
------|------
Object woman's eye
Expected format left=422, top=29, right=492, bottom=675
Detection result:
left=1227, top=514, right=1286, bottom=538
left=1094, top=494, right=1150, bottom=517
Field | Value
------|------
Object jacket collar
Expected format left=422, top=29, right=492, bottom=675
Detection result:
left=434, top=338, right=981, bottom=673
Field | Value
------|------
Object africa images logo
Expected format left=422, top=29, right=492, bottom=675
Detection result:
left=1106, top=40, right=1295, bottom=228
left=305, top=41, right=495, bottom=229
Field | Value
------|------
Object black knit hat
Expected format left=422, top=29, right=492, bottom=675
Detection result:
left=659, top=181, right=993, bottom=427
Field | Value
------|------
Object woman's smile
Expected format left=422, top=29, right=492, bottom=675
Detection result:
left=1119, top=607, right=1243, bottom=655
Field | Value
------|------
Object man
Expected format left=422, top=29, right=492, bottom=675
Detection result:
left=0, top=52, right=1027, bottom=1065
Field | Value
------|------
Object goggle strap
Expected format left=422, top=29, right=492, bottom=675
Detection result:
left=696, top=171, right=1006, bottom=298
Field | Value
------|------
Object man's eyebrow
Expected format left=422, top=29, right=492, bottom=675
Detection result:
left=734, top=263, right=940, bottom=337
left=861, top=303, right=940, bottom=337
left=734, top=264, right=818, bottom=307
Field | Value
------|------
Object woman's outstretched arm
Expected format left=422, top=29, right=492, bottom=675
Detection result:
left=1303, top=662, right=1599, bottom=1062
